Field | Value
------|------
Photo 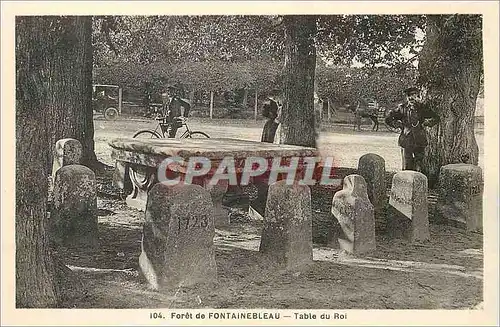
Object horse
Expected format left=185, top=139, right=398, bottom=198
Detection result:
left=350, top=99, right=380, bottom=131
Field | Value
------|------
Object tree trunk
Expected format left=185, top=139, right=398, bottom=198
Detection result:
left=280, top=15, right=318, bottom=148
left=43, top=16, right=98, bottom=170
left=210, top=91, right=214, bottom=119
left=16, top=16, right=59, bottom=308
left=327, top=98, right=332, bottom=122
left=254, top=90, right=258, bottom=120
left=319, top=101, right=323, bottom=121
left=242, top=88, right=248, bottom=108
left=418, top=15, right=483, bottom=186
left=79, top=17, right=98, bottom=168
left=16, top=16, right=93, bottom=308
left=16, top=112, right=59, bottom=308
left=189, top=89, right=195, bottom=106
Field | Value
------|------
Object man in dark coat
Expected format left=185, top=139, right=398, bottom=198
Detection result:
left=385, top=87, right=440, bottom=172
left=162, top=86, right=191, bottom=138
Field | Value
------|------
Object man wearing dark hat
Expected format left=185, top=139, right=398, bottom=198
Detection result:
left=162, top=85, right=191, bottom=138
left=385, top=86, right=440, bottom=172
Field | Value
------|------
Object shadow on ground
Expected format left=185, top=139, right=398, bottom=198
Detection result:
left=54, top=206, right=483, bottom=309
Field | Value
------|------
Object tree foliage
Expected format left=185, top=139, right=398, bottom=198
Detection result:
left=418, top=14, right=483, bottom=92
left=93, top=58, right=281, bottom=95
left=92, top=15, right=425, bottom=100
left=94, top=15, right=425, bottom=67
left=317, top=15, right=426, bottom=67
left=316, top=64, right=418, bottom=107
left=93, top=15, right=283, bottom=67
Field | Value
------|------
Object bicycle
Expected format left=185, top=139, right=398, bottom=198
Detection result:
left=130, top=116, right=210, bottom=189
left=133, top=115, right=210, bottom=139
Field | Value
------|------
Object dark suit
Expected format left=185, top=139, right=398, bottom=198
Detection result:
left=385, top=101, right=439, bottom=171
left=163, top=95, right=191, bottom=138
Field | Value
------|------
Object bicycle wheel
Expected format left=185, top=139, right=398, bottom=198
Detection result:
left=183, top=131, right=210, bottom=138
left=130, top=129, right=161, bottom=188
left=133, top=129, right=162, bottom=138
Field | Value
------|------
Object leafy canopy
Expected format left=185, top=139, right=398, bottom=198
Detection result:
left=93, top=15, right=425, bottom=100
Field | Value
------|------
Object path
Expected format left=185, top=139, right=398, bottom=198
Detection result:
left=93, top=117, right=484, bottom=172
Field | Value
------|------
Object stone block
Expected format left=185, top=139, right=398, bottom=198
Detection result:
left=50, top=165, right=98, bottom=249
left=203, top=179, right=230, bottom=227
left=52, top=138, right=83, bottom=178
left=139, top=183, right=217, bottom=290
left=357, top=153, right=386, bottom=211
left=388, top=171, right=429, bottom=242
left=331, top=174, right=376, bottom=255
left=113, top=160, right=132, bottom=194
left=436, top=164, right=483, bottom=232
left=259, top=181, right=313, bottom=269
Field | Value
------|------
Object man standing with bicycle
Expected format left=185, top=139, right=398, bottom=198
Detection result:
left=385, top=86, right=439, bottom=172
left=162, top=86, right=192, bottom=138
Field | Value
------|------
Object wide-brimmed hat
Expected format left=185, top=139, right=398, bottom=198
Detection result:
left=404, top=86, right=420, bottom=96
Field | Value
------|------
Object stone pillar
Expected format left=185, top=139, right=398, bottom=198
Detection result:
left=139, top=183, right=217, bottom=290
left=203, top=179, right=230, bottom=227
left=388, top=171, right=429, bottom=242
left=126, top=166, right=157, bottom=212
left=357, top=153, right=386, bottom=212
left=436, top=164, right=483, bottom=232
left=50, top=165, right=98, bottom=249
left=248, top=178, right=269, bottom=221
left=331, top=174, right=376, bottom=255
left=113, top=160, right=132, bottom=194
left=259, top=181, right=313, bottom=269
left=52, top=138, right=83, bottom=178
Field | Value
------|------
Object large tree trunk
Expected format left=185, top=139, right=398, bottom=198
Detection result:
left=48, top=14, right=95, bottom=198
left=418, top=15, right=483, bottom=187
left=43, top=16, right=98, bottom=170
left=16, top=109, right=58, bottom=308
left=280, top=15, right=318, bottom=148
left=16, top=16, right=93, bottom=307
left=16, top=16, right=59, bottom=308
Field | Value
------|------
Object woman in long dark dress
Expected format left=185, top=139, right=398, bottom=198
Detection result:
left=261, top=97, right=280, bottom=143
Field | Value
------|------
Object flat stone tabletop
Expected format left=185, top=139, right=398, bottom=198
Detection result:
left=109, top=137, right=319, bottom=160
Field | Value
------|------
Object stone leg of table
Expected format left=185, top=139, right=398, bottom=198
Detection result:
left=248, top=177, right=269, bottom=221
left=113, top=160, right=132, bottom=195
left=203, top=178, right=230, bottom=227
left=126, top=164, right=157, bottom=212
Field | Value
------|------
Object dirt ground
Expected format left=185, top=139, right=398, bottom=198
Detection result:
left=54, top=116, right=484, bottom=309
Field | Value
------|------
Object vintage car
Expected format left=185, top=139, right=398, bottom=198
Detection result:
left=92, top=84, right=123, bottom=120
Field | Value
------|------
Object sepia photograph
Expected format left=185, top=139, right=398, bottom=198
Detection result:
left=2, top=1, right=498, bottom=326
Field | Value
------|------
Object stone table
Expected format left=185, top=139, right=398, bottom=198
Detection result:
left=109, top=137, right=321, bottom=225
